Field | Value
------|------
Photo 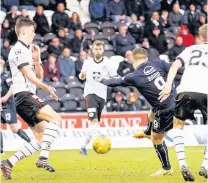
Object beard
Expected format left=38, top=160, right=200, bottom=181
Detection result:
left=95, top=54, right=102, bottom=60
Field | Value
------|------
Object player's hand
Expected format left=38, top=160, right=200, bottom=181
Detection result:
left=0, top=96, right=9, bottom=104
left=158, top=85, right=172, bottom=103
left=79, top=72, right=86, bottom=80
left=48, top=86, right=59, bottom=101
left=32, top=45, right=41, bottom=63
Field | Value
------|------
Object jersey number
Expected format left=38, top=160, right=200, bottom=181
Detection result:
left=189, top=50, right=208, bottom=67
left=154, top=76, right=165, bottom=90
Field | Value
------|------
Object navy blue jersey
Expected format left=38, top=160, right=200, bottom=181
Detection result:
left=1, top=72, right=14, bottom=105
left=102, top=60, right=183, bottom=110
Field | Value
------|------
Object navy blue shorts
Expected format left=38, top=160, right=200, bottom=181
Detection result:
left=1, top=102, right=17, bottom=125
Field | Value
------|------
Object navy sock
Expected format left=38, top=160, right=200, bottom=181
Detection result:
left=17, top=129, right=31, bottom=143
left=154, top=141, right=171, bottom=170
left=0, top=130, right=3, bottom=153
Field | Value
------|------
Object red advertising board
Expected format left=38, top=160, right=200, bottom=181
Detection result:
left=1, top=112, right=148, bottom=129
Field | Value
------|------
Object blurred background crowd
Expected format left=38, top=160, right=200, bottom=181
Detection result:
left=0, top=0, right=207, bottom=112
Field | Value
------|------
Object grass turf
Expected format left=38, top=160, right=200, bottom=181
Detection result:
left=0, top=146, right=207, bottom=183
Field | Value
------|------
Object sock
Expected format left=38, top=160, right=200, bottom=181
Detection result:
left=8, top=139, right=41, bottom=166
left=144, top=120, right=152, bottom=135
left=40, top=122, right=59, bottom=159
left=201, top=146, right=208, bottom=168
left=0, top=130, right=3, bottom=153
left=17, top=129, right=31, bottom=143
left=81, top=122, right=99, bottom=148
left=173, top=128, right=187, bottom=168
left=154, top=141, right=171, bottom=170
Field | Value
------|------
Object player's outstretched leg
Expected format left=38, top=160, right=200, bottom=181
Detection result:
left=199, top=146, right=208, bottom=179
left=150, top=133, right=173, bottom=177
left=173, top=118, right=195, bottom=181
left=1, top=139, right=41, bottom=180
left=35, top=105, right=61, bottom=172
left=80, top=121, right=100, bottom=156
left=133, top=110, right=153, bottom=139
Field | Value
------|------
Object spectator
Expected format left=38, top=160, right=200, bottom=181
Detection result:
left=57, top=28, right=71, bottom=47
left=43, top=54, right=60, bottom=82
left=1, top=19, right=12, bottom=40
left=75, top=51, right=87, bottom=82
left=200, top=4, right=208, bottom=23
left=33, top=5, right=50, bottom=36
left=186, top=4, right=200, bottom=35
left=108, top=0, right=129, bottom=24
left=143, top=0, right=161, bottom=19
left=71, top=29, right=84, bottom=55
left=128, top=14, right=144, bottom=43
left=89, top=0, right=110, bottom=22
left=39, top=43, right=49, bottom=61
left=52, top=3, right=70, bottom=33
left=125, top=0, right=144, bottom=18
left=48, top=37, right=63, bottom=56
left=106, top=92, right=128, bottom=112
left=117, top=51, right=134, bottom=76
left=161, top=0, right=177, bottom=12
left=178, top=25, right=195, bottom=47
left=196, top=14, right=207, bottom=31
left=168, top=36, right=185, bottom=62
left=168, top=3, right=184, bottom=34
left=126, top=92, right=142, bottom=111
left=115, top=25, right=136, bottom=56
left=68, top=12, right=82, bottom=31
left=160, top=10, right=169, bottom=29
left=5, top=6, right=19, bottom=30
left=149, top=26, right=168, bottom=54
left=145, top=11, right=164, bottom=37
left=18, top=8, right=29, bottom=19
left=141, top=38, right=160, bottom=61
left=58, top=48, right=76, bottom=83
left=1, top=39, right=11, bottom=61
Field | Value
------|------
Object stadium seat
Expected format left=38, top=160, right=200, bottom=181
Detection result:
left=47, top=100, right=61, bottom=112
left=65, top=10, right=72, bottom=17
left=103, top=51, right=115, bottom=58
left=160, top=55, right=170, bottom=62
left=66, top=82, right=83, bottom=97
left=110, top=55, right=124, bottom=63
left=61, top=100, right=77, bottom=112
left=44, top=33, right=56, bottom=44
left=104, top=44, right=114, bottom=51
left=51, top=82, right=67, bottom=97
left=43, top=10, right=54, bottom=27
left=34, top=34, right=44, bottom=42
left=166, top=37, right=175, bottom=49
left=70, top=56, right=77, bottom=61
left=84, top=22, right=99, bottom=34
left=77, top=99, right=86, bottom=111
left=27, top=10, right=36, bottom=19
left=100, top=22, right=116, bottom=36
left=94, top=34, right=109, bottom=44
left=37, top=88, right=49, bottom=99
left=0, top=11, right=6, bottom=24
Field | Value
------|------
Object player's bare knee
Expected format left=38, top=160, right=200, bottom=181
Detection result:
left=174, top=118, right=184, bottom=129
left=151, top=133, right=164, bottom=145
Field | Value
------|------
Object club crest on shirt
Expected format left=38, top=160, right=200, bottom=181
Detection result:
left=144, top=66, right=155, bottom=75
left=93, top=72, right=101, bottom=81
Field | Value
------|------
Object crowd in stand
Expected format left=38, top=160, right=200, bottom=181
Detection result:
left=1, top=0, right=207, bottom=112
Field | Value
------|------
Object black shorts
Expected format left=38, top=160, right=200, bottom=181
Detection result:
left=1, top=103, right=17, bottom=125
left=175, top=92, right=207, bottom=125
left=152, top=103, right=175, bottom=134
left=14, top=91, right=46, bottom=127
left=85, top=94, right=105, bottom=121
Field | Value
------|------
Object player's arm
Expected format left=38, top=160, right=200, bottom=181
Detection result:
left=99, top=73, right=134, bottom=87
left=33, top=45, right=43, bottom=79
left=0, top=87, right=13, bottom=103
left=20, top=65, right=58, bottom=101
left=159, top=59, right=183, bottom=102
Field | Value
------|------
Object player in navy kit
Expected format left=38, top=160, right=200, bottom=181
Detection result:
left=0, top=59, right=31, bottom=154
left=99, top=48, right=183, bottom=177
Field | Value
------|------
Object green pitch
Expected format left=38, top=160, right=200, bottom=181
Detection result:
left=1, top=146, right=206, bottom=183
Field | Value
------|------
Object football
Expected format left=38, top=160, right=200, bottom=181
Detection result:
left=92, top=135, right=111, bottom=154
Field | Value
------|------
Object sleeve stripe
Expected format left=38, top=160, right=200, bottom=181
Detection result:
left=17, top=62, right=29, bottom=70
left=177, top=57, right=185, bottom=67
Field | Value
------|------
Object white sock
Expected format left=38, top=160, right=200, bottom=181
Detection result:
left=201, top=146, right=208, bottom=168
left=8, top=139, right=41, bottom=166
left=173, top=128, right=188, bottom=169
left=81, top=122, right=99, bottom=148
left=40, top=122, right=59, bottom=159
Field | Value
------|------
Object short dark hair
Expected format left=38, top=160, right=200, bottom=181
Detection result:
left=15, top=17, right=36, bottom=36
